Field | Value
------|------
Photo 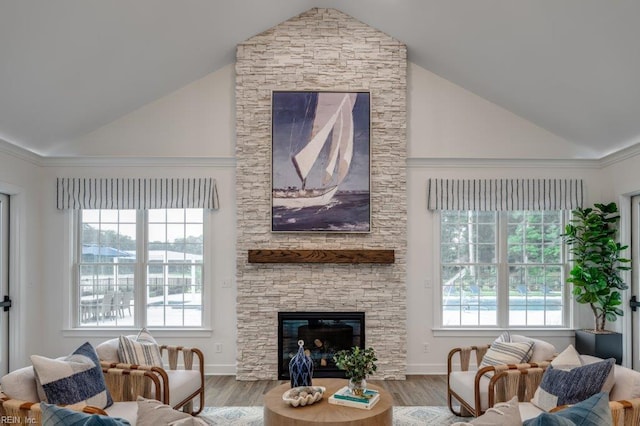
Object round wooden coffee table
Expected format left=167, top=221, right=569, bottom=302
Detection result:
left=263, top=378, right=393, bottom=426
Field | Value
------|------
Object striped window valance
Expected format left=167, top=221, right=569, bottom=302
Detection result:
left=56, top=178, right=219, bottom=210
left=427, top=178, right=583, bottom=211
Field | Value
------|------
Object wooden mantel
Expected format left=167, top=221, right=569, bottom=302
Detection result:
left=248, top=249, right=395, bottom=264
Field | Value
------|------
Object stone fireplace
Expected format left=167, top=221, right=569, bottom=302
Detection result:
left=235, top=8, right=407, bottom=380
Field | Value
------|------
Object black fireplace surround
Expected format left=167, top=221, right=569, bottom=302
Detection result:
left=278, top=311, right=365, bottom=380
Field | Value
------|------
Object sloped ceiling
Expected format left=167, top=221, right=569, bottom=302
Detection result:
left=0, top=0, right=639, bottom=158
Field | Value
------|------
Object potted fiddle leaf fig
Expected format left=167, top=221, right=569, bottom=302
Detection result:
left=563, top=202, right=631, bottom=363
left=333, top=346, right=377, bottom=396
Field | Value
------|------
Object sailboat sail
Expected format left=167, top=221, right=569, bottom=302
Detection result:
left=274, top=92, right=357, bottom=208
left=336, top=94, right=356, bottom=182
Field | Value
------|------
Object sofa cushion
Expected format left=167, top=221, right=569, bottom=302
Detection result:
left=531, top=358, right=614, bottom=412
left=449, top=370, right=491, bottom=412
left=451, top=396, right=521, bottom=426
left=163, top=370, right=202, bottom=408
left=41, top=403, right=130, bottom=426
left=31, top=342, right=113, bottom=409
left=136, top=397, right=207, bottom=426
left=581, top=354, right=640, bottom=400
left=519, top=402, right=544, bottom=422
left=0, top=365, right=39, bottom=402
left=523, top=392, right=612, bottom=426
left=118, top=329, right=163, bottom=367
left=104, top=402, right=139, bottom=425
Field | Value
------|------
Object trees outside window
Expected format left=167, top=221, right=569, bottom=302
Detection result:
left=440, top=210, right=567, bottom=328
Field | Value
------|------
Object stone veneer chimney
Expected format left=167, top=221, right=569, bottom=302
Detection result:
left=235, top=8, right=407, bottom=380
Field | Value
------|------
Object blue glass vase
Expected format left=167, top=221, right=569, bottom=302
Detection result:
left=289, top=339, right=313, bottom=387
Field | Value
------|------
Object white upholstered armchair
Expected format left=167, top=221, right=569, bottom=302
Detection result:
left=447, top=334, right=556, bottom=417
left=97, top=336, right=205, bottom=415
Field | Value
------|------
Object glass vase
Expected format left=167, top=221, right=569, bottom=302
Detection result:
left=348, top=377, right=367, bottom=396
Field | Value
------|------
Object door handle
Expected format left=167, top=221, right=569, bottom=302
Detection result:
left=631, top=295, right=640, bottom=312
left=0, top=295, right=11, bottom=312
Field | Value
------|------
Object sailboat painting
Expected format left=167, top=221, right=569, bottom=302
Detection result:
left=272, top=91, right=370, bottom=232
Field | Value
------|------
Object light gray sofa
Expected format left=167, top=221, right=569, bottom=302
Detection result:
left=491, top=354, right=640, bottom=424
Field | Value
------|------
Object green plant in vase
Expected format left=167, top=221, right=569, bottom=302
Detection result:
left=563, top=202, right=631, bottom=332
left=333, top=346, right=377, bottom=396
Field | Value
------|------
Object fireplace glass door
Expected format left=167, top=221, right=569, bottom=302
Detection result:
left=278, top=312, right=365, bottom=380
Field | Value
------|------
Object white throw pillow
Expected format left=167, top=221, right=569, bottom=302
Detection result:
left=136, top=397, right=207, bottom=426
left=551, top=345, right=583, bottom=371
left=96, top=338, right=122, bottom=363
left=0, top=366, right=39, bottom=402
left=511, top=335, right=557, bottom=363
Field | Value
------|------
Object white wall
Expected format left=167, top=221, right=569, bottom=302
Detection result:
left=599, top=150, right=640, bottom=365
left=407, top=64, right=592, bottom=159
left=0, top=145, right=44, bottom=369
left=4, top=60, right=616, bottom=374
left=52, top=65, right=236, bottom=158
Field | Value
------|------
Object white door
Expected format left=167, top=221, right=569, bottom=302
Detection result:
left=0, top=193, right=9, bottom=375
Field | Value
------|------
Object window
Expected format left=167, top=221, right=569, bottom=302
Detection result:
left=440, top=210, right=567, bottom=328
left=77, top=208, right=204, bottom=328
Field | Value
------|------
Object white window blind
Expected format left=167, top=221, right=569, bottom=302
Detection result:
left=56, top=178, right=219, bottom=210
left=427, top=178, right=583, bottom=211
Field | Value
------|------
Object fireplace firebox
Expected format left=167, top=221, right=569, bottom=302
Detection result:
left=278, top=312, right=365, bottom=380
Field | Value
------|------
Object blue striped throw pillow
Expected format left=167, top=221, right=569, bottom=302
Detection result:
left=480, top=341, right=534, bottom=376
left=118, top=328, right=163, bottom=367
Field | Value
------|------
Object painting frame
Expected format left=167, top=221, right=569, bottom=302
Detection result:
left=271, top=90, right=371, bottom=233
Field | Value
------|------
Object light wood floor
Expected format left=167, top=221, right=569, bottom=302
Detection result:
left=203, top=375, right=448, bottom=407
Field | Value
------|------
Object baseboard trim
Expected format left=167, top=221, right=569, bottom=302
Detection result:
left=406, top=363, right=447, bottom=375
left=204, top=363, right=237, bottom=375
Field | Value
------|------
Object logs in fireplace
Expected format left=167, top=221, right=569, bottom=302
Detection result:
left=278, top=312, right=365, bottom=380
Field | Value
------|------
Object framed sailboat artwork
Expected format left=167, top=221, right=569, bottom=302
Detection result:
left=271, top=91, right=371, bottom=232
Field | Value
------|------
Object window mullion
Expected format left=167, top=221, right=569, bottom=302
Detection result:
left=135, top=210, right=146, bottom=327
left=497, top=212, right=509, bottom=328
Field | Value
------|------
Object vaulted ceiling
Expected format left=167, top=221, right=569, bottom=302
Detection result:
left=1, top=1, right=638, bottom=158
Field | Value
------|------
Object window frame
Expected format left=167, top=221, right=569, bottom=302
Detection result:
left=69, top=208, right=212, bottom=331
left=435, top=209, right=572, bottom=330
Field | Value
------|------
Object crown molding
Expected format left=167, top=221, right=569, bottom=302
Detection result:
left=406, top=157, right=601, bottom=169
left=0, top=140, right=237, bottom=168
left=41, top=156, right=236, bottom=168
left=599, top=142, right=640, bottom=168
left=0, top=138, right=43, bottom=166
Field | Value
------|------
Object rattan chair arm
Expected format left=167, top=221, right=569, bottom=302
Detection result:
left=101, top=363, right=169, bottom=404
left=159, top=346, right=204, bottom=370
left=0, top=393, right=108, bottom=425
left=447, top=344, right=491, bottom=374
left=102, top=365, right=165, bottom=402
left=553, top=397, right=640, bottom=425
left=101, top=360, right=155, bottom=371
left=486, top=363, right=550, bottom=407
